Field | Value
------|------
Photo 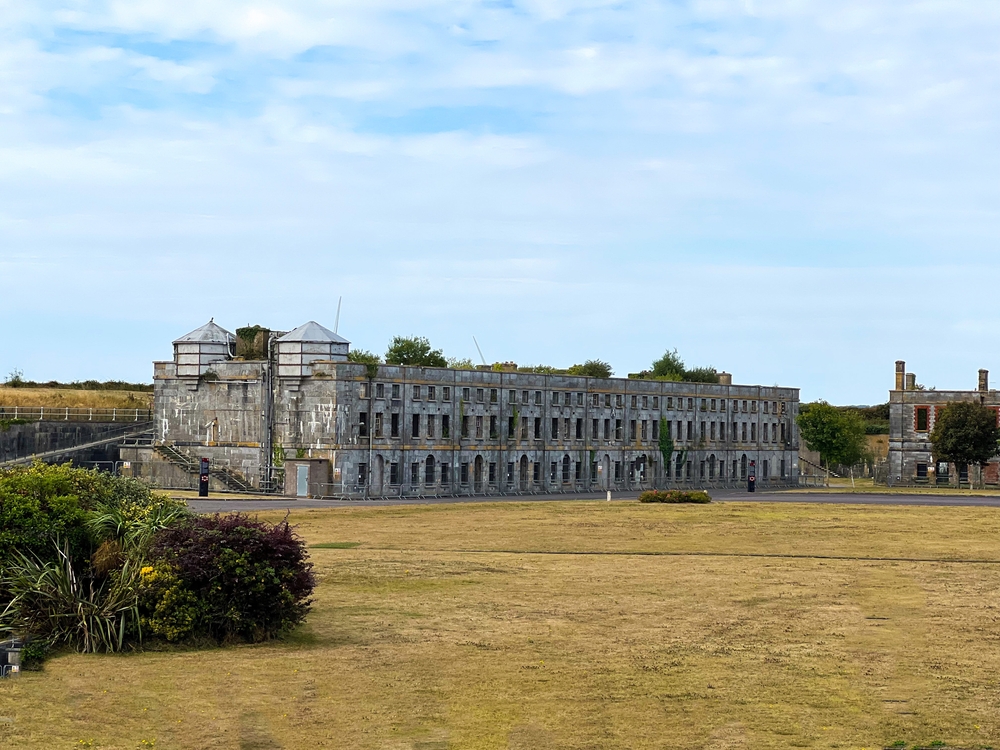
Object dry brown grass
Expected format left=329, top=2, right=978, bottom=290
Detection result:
left=0, top=388, right=152, bottom=409
left=4, top=501, right=1000, bottom=749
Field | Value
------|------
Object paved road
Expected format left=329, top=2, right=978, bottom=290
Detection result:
left=185, top=489, right=1000, bottom=513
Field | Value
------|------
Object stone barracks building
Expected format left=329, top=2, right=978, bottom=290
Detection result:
left=145, top=319, right=802, bottom=498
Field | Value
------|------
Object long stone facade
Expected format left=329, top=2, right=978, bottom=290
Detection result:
left=888, top=360, right=1000, bottom=486
left=151, top=320, right=802, bottom=497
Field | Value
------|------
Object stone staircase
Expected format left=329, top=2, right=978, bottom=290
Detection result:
left=153, top=444, right=256, bottom=493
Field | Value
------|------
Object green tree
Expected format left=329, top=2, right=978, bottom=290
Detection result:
left=651, top=349, right=685, bottom=381
left=385, top=336, right=447, bottom=368
left=930, top=401, right=1000, bottom=487
left=347, top=349, right=382, bottom=365
left=658, top=418, right=674, bottom=485
left=447, top=357, right=476, bottom=370
left=567, top=360, right=613, bottom=378
left=796, top=401, right=867, bottom=484
left=682, top=366, right=720, bottom=384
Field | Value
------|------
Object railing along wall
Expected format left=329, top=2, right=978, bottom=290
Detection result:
left=0, top=407, right=152, bottom=422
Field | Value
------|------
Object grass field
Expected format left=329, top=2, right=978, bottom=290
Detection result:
left=0, top=387, right=153, bottom=410
left=4, top=500, right=1000, bottom=749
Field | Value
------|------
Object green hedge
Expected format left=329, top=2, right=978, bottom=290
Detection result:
left=638, top=490, right=711, bottom=504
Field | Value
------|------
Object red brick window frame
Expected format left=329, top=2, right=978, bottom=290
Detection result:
left=915, top=406, right=929, bottom=432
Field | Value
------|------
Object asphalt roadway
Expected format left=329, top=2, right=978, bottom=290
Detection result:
left=185, top=488, right=1000, bottom=513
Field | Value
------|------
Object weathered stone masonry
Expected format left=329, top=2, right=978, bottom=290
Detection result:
left=151, top=320, right=802, bottom=497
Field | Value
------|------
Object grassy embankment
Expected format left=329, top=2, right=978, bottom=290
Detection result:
left=0, top=387, right=152, bottom=410
left=4, top=500, right=1000, bottom=749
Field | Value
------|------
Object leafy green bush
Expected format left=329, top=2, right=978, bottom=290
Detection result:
left=638, top=490, right=711, bottom=504
left=146, top=514, right=315, bottom=644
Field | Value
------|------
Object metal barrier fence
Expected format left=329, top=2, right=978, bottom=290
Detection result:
left=0, top=406, right=152, bottom=422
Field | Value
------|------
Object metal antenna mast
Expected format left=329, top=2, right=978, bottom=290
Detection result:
left=334, top=296, right=342, bottom=334
left=473, top=336, right=487, bottom=366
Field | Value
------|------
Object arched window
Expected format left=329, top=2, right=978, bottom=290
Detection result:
left=562, top=455, right=571, bottom=483
left=425, top=455, right=435, bottom=484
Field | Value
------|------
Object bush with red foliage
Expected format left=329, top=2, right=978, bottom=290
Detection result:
left=148, top=514, right=315, bottom=643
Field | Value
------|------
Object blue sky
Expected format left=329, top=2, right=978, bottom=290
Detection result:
left=4, top=1, right=1000, bottom=404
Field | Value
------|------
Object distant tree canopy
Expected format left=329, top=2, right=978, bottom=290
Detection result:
left=567, top=360, right=613, bottom=379
left=797, top=401, right=868, bottom=469
left=930, top=401, right=1000, bottom=472
left=347, top=349, right=382, bottom=365
left=385, top=337, right=447, bottom=368
left=630, top=349, right=720, bottom=383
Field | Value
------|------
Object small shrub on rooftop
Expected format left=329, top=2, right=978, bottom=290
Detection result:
left=638, top=490, right=711, bottom=504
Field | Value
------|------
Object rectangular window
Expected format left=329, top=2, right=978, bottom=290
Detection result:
left=425, top=459, right=435, bottom=484
left=391, top=384, right=400, bottom=399
left=442, top=414, right=450, bottom=439
left=489, top=462, right=496, bottom=483
left=720, top=399, right=726, bottom=412
left=562, top=460, right=570, bottom=483
left=686, top=460, right=692, bottom=479
left=391, top=413, right=400, bottom=438
left=630, top=420, right=637, bottom=440
left=576, top=461, right=582, bottom=480
left=688, top=398, right=694, bottom=410
left=535, top=391, right=543, bottom=405
left=520, top=418, right=528, bottom=440
left=411, top=462, right=419, bottom=485
left=376, top=383, right=385, bottom=399
left=751, top=401, right=758, bottom=413
left=687, top=421, right=693, bottom=440
left=653, top=396, right=659, bottom=409
left=522, top=390, right=530, bottom=404
left=763, top=401, right=769, bottom=414
left=750, top=423, right=756, bottom=441
left=741, top=422, right=748, bottom=441
left=642, top=395, right=648, bottom=409
left=359, top=411, right=369, bottom=437
left=476, top=415, right=484, bottom=439
left=605, top=394, right=612, bottom=408
left=507, top=462, right=514, bottom=484
left=358, top=463, right=368, bottom=486
left=719, top=422, right=725, bottom=440
left=442, top=386, right=450, bottom=400
left=552, top=418, right=560, bottom=439
left=915, top=406, right=929, bottom=432
left=427, top=385, right=436, bottom=401
left=711, top=399, right=717, bottom=411
left=462, top=387, right=470, bottom=402
left=617, top=394, right=624, bottom=407
left=563, top=418, right=570, bottom=440
left=461, top=415, right=469, bottom=438
left=614, top=461, right=622, bottom=481
left=374, top=412, right=383, bottom=438
left=509, top=390, right=516, bottom=403
left=732, top=422, right=738, bottom=440
left=577, top=392, right=584, bottom=406
left=477, top=388, right=485, bottom=403
left=533, top=462, right=540, bottom=482
left=552, top=391, right=559, bottom=404
left=700, top=421, right=706, bottom=440
left=592, top=418, right=599, bottom=439
left=742, top=400, right=748, bottom=413
left=461, top=463, right=469, bottom=484
left=631, top=395, right=638, bottom=409
left=701, top=399, right=707, bottom=411
left=667, top=397, right=673, bottom=409
left=390, top=462, right=399, bottom=485
left=490, top=388, right=498, bottom=403
left=700, top=460, right=705, bottom=479
left=441, top=463, right=450, bottom=483
left=652, top=419, right=659, bottom=440
left=780, top=423, right=786, bottom=443
left=413, top=385, right=421, bottom=400
left=534, top=417, right=542, bottom=439
left=490, top=415, right=498, bottom=439
left=411, top=413, right=420, bottom=438
left=576, top=418, right=583, bottom=440
left=426, top=414, right=435, bottom=439
left=641, top=420, right=648, bottom=440
left=615, top=419, right=623, bottom=441
left=361, top=382, right=370, bottom=399
left=508, top=415, right=515, bottom=436
left=550, top=462, right=557, bottom=482
left=592, top=393, right=600, bottom=407
left=780, top=459, right=786, bottom=479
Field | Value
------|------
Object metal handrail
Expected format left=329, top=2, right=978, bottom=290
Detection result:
left=0, top=406, right=152, bottom=422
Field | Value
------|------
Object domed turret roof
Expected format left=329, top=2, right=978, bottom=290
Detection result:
left=276, top=321, right=349, bottom=344
left=173, top=319, right=235, bottom=345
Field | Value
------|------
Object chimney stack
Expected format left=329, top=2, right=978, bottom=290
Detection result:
left=905, top=373, right=916, bottom=391
left=979, top=369, right=989, bottom=392
left=895, top=361, right=906, bottom=391
left=718, top=372, right=732, bottom=385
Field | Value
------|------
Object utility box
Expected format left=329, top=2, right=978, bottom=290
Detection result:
left=283, top=459, right=332, bottom=498
left=1, top=639, right=23, bottom=678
